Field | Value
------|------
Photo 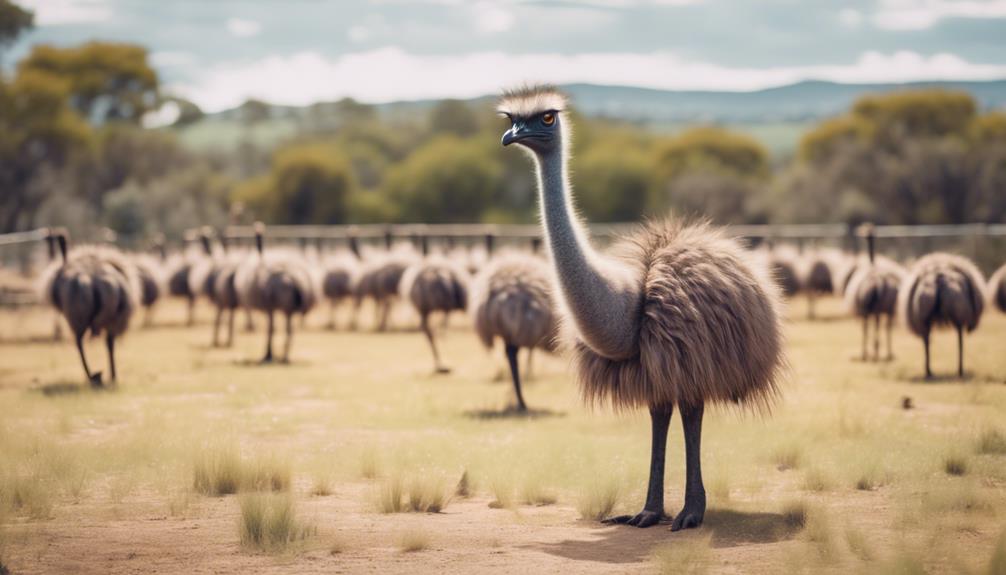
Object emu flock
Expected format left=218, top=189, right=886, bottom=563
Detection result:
left=23, top=86, right=1006, bottom=532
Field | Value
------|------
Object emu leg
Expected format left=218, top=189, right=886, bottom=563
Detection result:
left=422, top=315, right=450, bottom=374
left=604, top=405, right=672, bottom=528
left=282, top=312, right=293, bottom=363
left=327, top=301, right=336, bottom=330
left=143, top=306, right=152, bottom=328
left=957, top=326, right=964, bottom=378
left=885, top=315, right=894, bottom=361
left=53, top=314, right=63, bottom=342
left=526, top=348, right=535, bottom=380
left=212, top=307, right=223, bottom=347
left=106, top=333, right=117, bottom=383
left=186, top=297, right=195, bottom=327
left=923, top=332, right=932, bottom=379
left=873, top=314, right=881, bottom=361
left=861, top=317, right=868, bottom=361
left=672, top=402, right=706, bottom=531
left=808, top=292, right=815, bottom=321
left=76, top=333, right=101, bottom=386
left=244, top=308, right=255, bottom=332
left=505, top=344, right=527, bottom=412
left=378, top=301, right=391, bottom=332
left=226, top=307, right=236, bottom=347
left=261, top=310, right=274, bottom=364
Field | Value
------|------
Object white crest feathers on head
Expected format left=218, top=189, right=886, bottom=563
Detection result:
left=497, top=85, right=568, bottom=118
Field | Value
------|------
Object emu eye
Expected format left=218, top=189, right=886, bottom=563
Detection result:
left=542, top=112, right=556, bottom=126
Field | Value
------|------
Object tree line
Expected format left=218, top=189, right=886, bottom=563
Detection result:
left=2, top=0, right=1005, bottom=247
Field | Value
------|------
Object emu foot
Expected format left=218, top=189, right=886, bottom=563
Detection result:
left=259, top=355, right=273, bottom=365
left=671, top=503, right=705, bottom=532
left=603, top=509, right=665, bottom=528
left=88, top=372, right=104, bottom=388
left=434, top=366, right=452, bottom=375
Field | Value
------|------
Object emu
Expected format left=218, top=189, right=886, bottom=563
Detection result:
left=845, top=225, right=904, bottom=361
left=989, top=263, right=1006, bottom=314
left=801, top=248, right=841, bottom=320
left=131, top=254, right=164, bottom=327
left=40, top=231, right=139, bottom=386
left=235, top=223, right=317, bottom=363
left=471, top=253, right=557, bottom=412
left=900, top=252, right=985, bottom=379
left=402, top=235, right=469, bottom=374
left=321, top=251, right=359, bottom=330
left=499, top=85, right=784, bottom=530
left=167, top=231, right=212, bottom=326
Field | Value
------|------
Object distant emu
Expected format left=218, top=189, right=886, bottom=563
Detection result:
left=499, top=85, right=784, bottom=530
left=989, top=263, right=1006, bottom=314
left=845, top=224, right=904, bottom=361
left=402, top=236, right=469, bottom=374
left=899, top=252, right=985, bottom=379
left=471, top=253, right=557, bottom=412
left=168, top=231, right=212, bottom=326
left=236, top=223, right=317, bottom=363
left=321, top=251, right=359, bottom=330
left=40, top=231, right=139, bottom=386
left=801, top=248, right=839, bottom=320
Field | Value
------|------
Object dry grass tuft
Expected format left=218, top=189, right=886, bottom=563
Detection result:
left=238, top=493, right=316, bottom=553
left=802, top=467, right=834, bottom=492
left=376, top=477, right=405, bottom=513
left=976, top=428, right=1006, bottom=455
left=193, top=446, right=291, bottom=496
left=360, top=448, right=380, bottom=480
left=376, top=476, right=449, bottom=514
left=520, top=482, right=558, bottom=507
left=310, top=475, right=332, bottom=497
left=651, top=536, right=713, bottom=575
left=455, top=470, right=471, bottom=498
left=781, top=500, right=808, bottom=530
left=577, top=478, right=619, bottom=521
left=772, top=445, right=803, bottom=471
left=488, top=479, right=515, bottom=510
left=943, top=454, right=968, bottom=477
left=399, top=528, right=430, bottom=552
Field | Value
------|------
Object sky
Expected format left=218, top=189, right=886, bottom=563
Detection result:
left=9, top=0, right=1006, bottom=112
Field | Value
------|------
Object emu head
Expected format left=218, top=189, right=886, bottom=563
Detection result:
left=498, top=85, right=568, bottom=156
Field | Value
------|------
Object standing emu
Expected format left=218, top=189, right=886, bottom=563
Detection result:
left=499, top=86, right=784, bottom=530
left=235, top=223, right=317, bottom=363
left=471, top=254, right=557, bottom=412
left=132, top=254, right=164, bottom=327
left=989, top=263, right=1006, bottom=314
left=801, top=248, right=840, bottom=320
left=899, top=252, right=985, bottom=379
left=322, top=251, right=359, bottom=330
left=40, top=232, right=140, bottom=386
left=167, top=231, right=212, bottom=326
left=845, top=225, right=904, bottom=361
left=402, top=236, right=468, bottom=374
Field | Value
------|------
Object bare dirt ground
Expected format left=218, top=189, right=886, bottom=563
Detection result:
left=1, top=297, right=1004, bottom=574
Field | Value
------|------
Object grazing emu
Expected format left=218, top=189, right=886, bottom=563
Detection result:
left=322, top=251, right=359, bottom=330
left=235, top=223, right=317, bottom=363
left=899, top=252, right=985, bottom=379
left=471, top=254, right=557, bottom=412
left=167, top=231, right=212, bottom=326
left=989, top=263, right=1006, bottom=314
left=401, top=236, right=469, bottom=373
left=40, top=232, right=140, bottom=386
left=499, top=86, right=784, bottom=530
left=845, top=225, right=904, bottom=361
left=801, top=248, right=841, bottom=320
left=132, top=254, right=164, bottom=327
left=767, top=244, right=800, bottom=299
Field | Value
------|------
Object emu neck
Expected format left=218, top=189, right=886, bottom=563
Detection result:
left=867, top=235, right=875, bottom=264
left=535, top=148, right=641, bottom=360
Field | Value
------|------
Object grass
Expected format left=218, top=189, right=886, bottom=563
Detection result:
left=193, top=446, right=291, bottom=496
left=944, top=454, right=969, bottom=476
left=976, top=427, right=1006, bottom=455
left=399, top=528, right=430, bottom=553
left=375, top=475, right=449, bottom=513
left=238, top=493, right=316, bottom=553
left=1, top=297, right=1006, bottom=571
left=988, top=529, right=1006, bottom=575
left=576, top=478, right=620, bottom=521
left=651, top=536, right=712, bottom=575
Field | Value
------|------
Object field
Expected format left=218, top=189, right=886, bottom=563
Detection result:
left=0, top=297, right=1004, bottom=574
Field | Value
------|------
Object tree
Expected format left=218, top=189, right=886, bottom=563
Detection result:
left=429, top=99, right=479, bottom=137
left=0, top=0, right=33, bottom=61
left=382, top=135, right=502, bottom=223
left=573, top=140, right=652, bottom=222
left=654, top=127, right=769, bottom=181
left=234, top=142, right=356, bottom=224
left=19, top=41, right=158, bottom=124
left=0, top=69, right=91, bottom=232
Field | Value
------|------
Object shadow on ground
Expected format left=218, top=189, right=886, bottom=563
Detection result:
left=527, top=508, right=802, bottom=564
left=463, top=405, right=565, bottom=420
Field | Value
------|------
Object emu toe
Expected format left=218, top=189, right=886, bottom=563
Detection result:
left=670, top=506, right=705, bottom=532
left=435, top=366, right=452, bottom=375
left=88, top=372, right=103, bottom=388
left=603, top=510, right=665, bottom=528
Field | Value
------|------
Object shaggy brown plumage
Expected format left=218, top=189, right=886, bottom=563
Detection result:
left=39, top=241, right=140, bottom=386
left=565, top=221, right=784, bottom=413
left=989, top=263, right=1006, bottom=314
left=471, top=254, right=558, bottom=411
left=401, top=257, right=469, bottom=372
left=846, top=260, right=905, bottom=361
left=800, top=249, right=843, bottom=320
left=322, top=252, right=359, bottom=330
left=769, top=249, right=800, bottom=298
left=899, top=252, right=985, bottom=378
left=131, top=254, right=163, bottom=326
left=353, top=252, right=415, bottom=332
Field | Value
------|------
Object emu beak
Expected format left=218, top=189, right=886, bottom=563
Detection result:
left=502, top=122, right=527, bottom=146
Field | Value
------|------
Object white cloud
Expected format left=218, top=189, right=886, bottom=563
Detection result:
left=839, top=8, right=864, bottom=27
left=473, top=2, right=514, bottom=34
left=873, top=0, right=1006, bottom=30
left=168, top=47, right=1006, bottom=112
left=150, top=51, right=196, bottom=68
left=18, top=0, right=112, bottom=25
left=226, top=17, right=262, bottom=38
